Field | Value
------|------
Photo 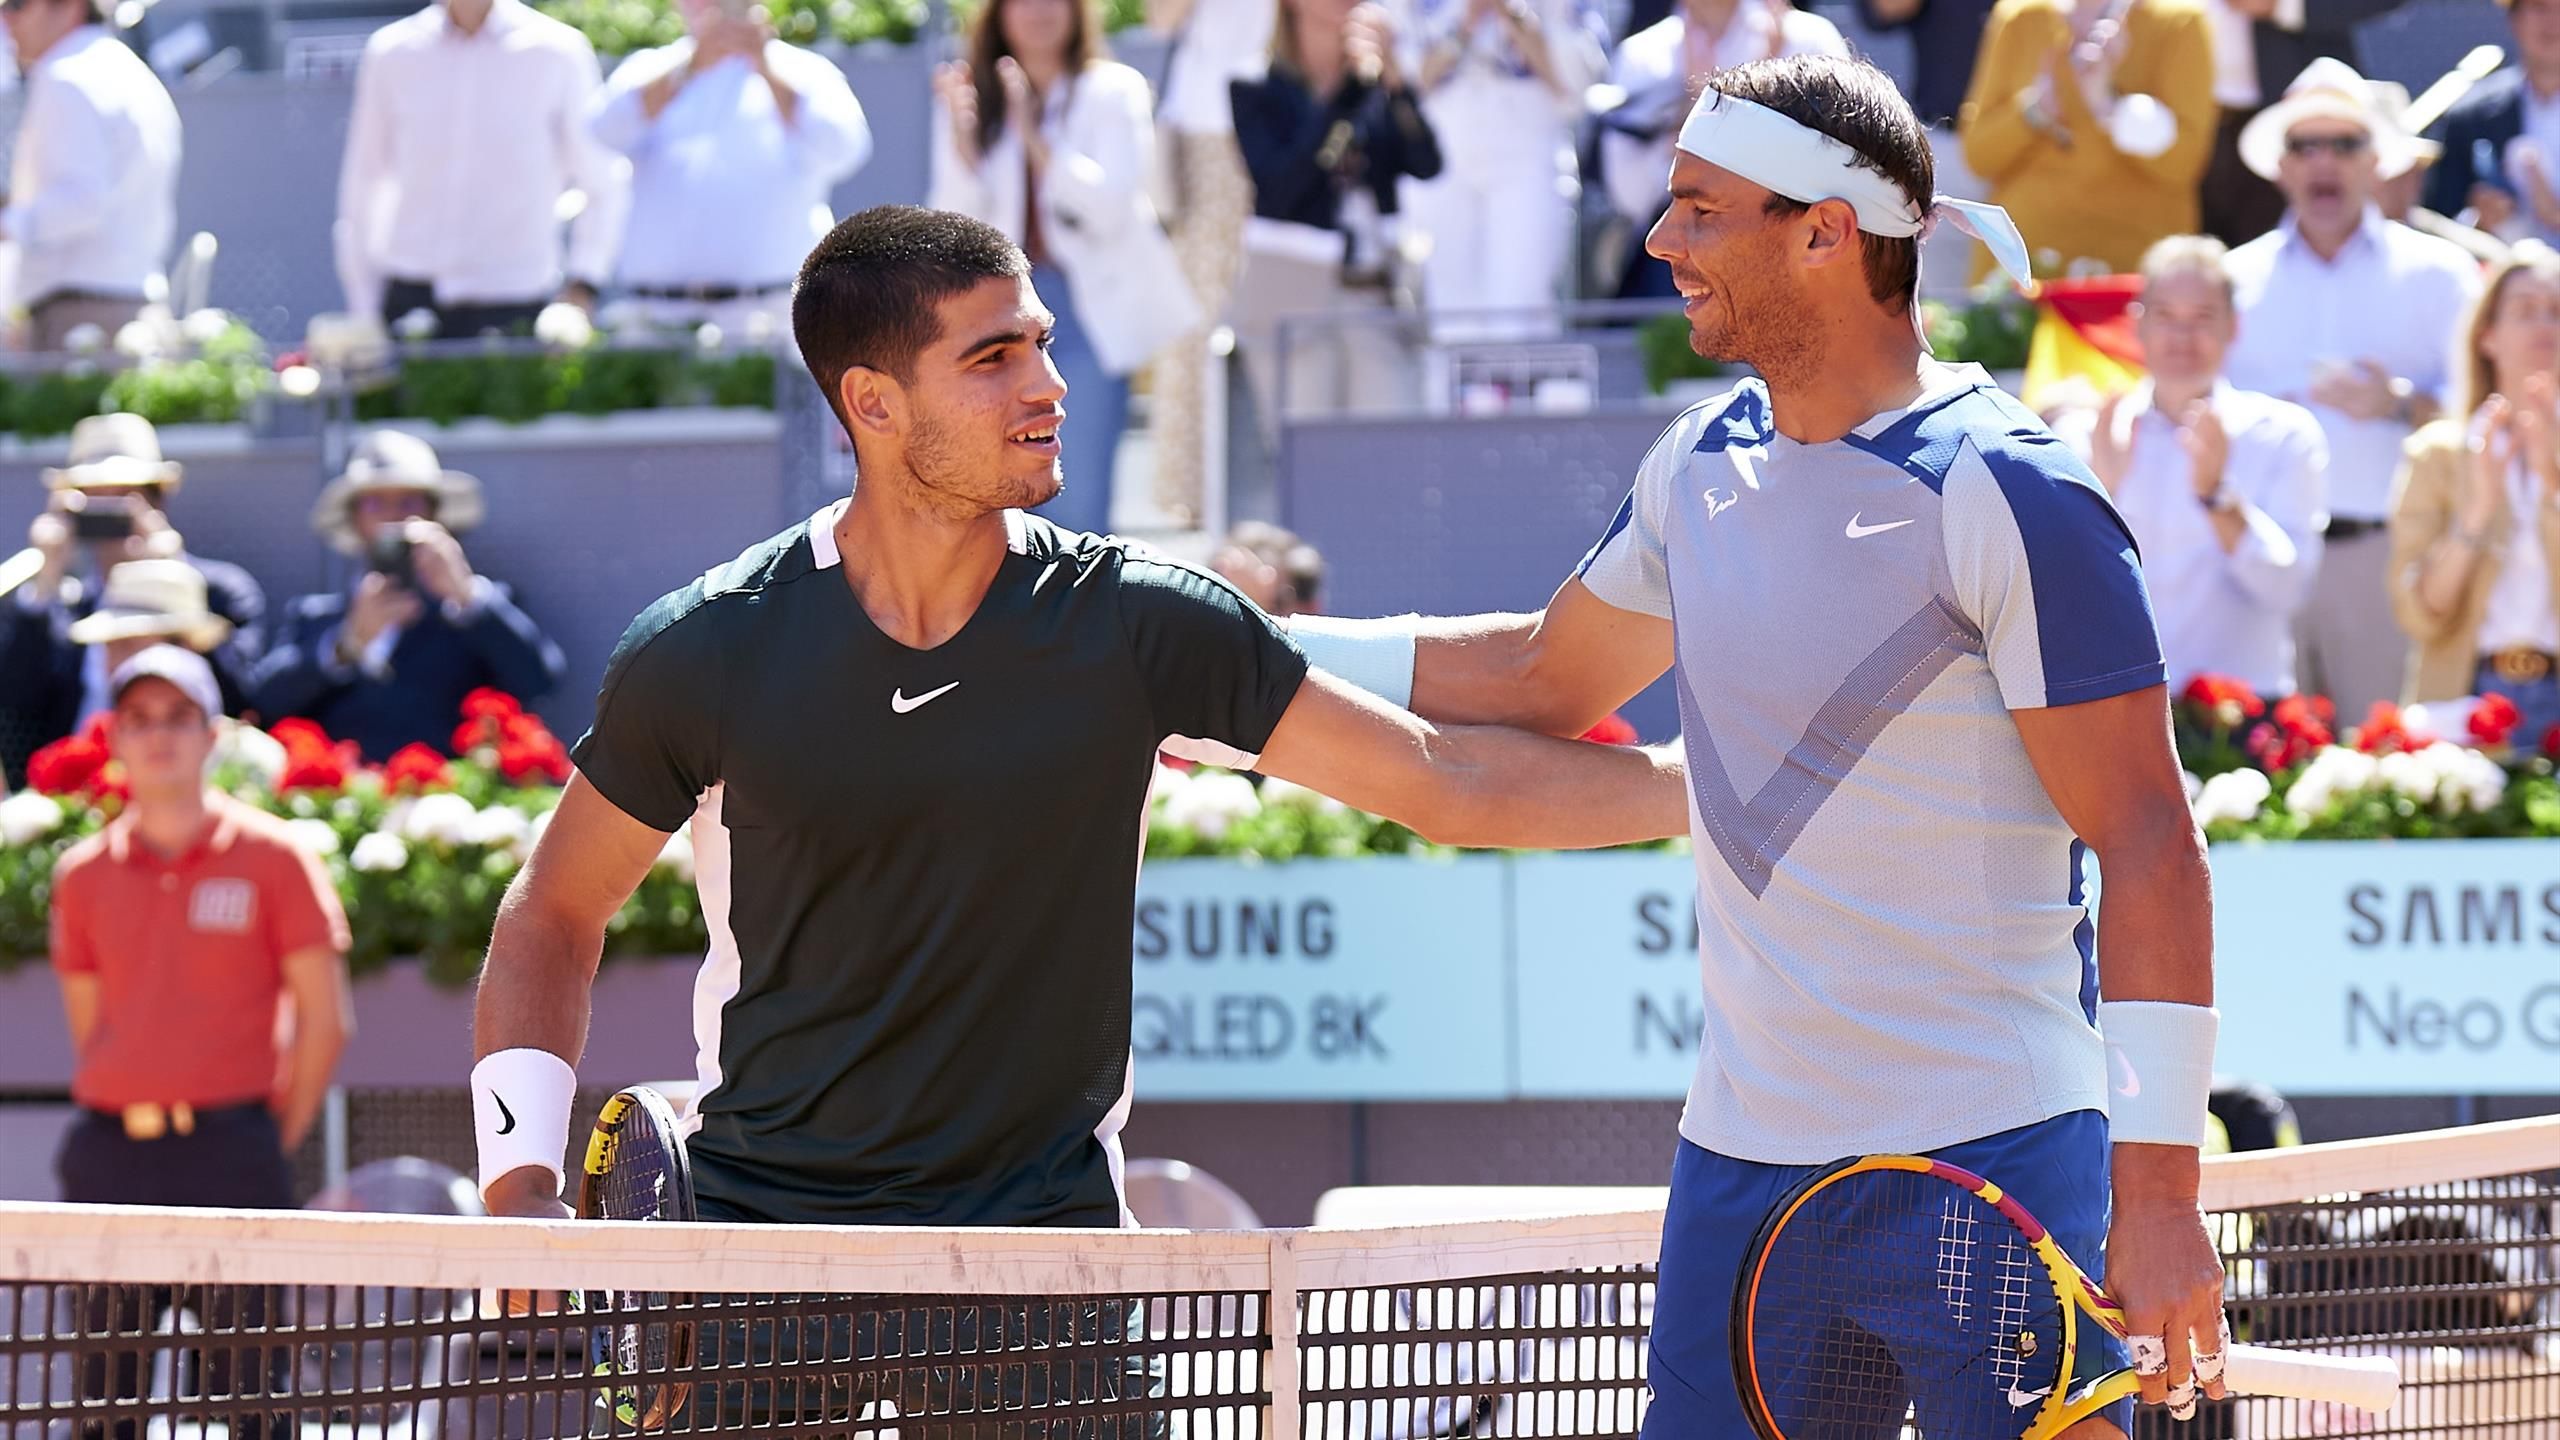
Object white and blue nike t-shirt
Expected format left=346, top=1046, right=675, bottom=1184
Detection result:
left=1580, top=364, right=2166, bottom=1164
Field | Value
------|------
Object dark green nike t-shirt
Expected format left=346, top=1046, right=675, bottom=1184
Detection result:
left=571, top=505, right=1309, bottom=1227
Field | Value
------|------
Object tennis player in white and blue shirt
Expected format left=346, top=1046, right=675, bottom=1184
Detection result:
left=1283, top=53, right=2231, bottom=1440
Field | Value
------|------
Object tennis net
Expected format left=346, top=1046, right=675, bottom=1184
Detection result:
left=0, top=1114, right=2551, bottom=1439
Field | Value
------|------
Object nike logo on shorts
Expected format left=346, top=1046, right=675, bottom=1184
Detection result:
left=1845, top=513, right=1915, bottom=539
left=891, top=681, right=961, bottom=714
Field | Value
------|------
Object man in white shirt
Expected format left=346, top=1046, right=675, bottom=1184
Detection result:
left=2067, top=236, right=2328, bottom=696
left=335, top=0, right=629, bottom=338
left=589, top=0, right=870, bottom=336
left=1596, top=0, right=1848, bottom=297
left=0, top=0, right=179, bottom=351
left=2225, top=58, right=2483, bottom=718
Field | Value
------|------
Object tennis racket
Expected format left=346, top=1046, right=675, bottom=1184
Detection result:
left=1730, top=1155, right=2402, bottom=1440
left=575, top=1086, right=699, bottom=1432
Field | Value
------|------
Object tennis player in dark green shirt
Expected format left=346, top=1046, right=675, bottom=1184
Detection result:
left=468, top=205, right=1687, bottom=1231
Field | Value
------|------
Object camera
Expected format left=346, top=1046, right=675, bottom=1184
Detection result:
left=367, top=529, right=416, bottom=589
left=61, top=493, right=139, bottom=543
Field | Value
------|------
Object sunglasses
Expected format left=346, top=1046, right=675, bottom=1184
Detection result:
left=2285, top=133, right=2371, bottom=159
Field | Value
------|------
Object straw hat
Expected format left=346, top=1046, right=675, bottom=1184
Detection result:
left=2239, top=57, right=2424, bottom=182
left=2369, top=80, right=2445, bottom=178
left=66, top=559, right=233, bottom=652
left=311, top=429, right=486, bottom=556
left=41, top=413, right=184, bottom=493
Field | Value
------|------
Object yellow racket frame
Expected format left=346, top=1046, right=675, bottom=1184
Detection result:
left=1736, top=1154, right=2144, bottom=1440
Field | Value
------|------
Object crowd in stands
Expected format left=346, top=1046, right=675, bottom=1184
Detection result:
left=8, top=0, right=2560, bottom=763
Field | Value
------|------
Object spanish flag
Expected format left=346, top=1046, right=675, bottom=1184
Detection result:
left=2021, top=275, right=2146, bottom=413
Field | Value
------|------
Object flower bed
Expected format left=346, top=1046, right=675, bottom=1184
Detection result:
left=5, top=679, right=2553, bottom=988
left=2173, top=677, right=2560, bottom=841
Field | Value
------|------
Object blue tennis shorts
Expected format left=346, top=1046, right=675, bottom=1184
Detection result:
left=1640, top=1109, right=2132, bottom=1439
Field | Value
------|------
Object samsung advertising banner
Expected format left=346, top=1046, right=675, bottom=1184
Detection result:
left=2210, top=840, right=2560, bottom=1094
left=1123, top=842, right=2560, bottom=1101
left=1126, top=854, right=1514, bottom=1100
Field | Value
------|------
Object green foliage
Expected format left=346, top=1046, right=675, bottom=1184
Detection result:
left=1638, top=311, right=1724, bottom=397
left=352, top=344, right=777, bottom=425
left=0, top=318, right=274, bottom=438
left=1920, top=290, right=2035, bottom=372
left=540, top=0, right=931, bottom=54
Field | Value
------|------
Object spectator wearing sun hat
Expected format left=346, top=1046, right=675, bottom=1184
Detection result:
left=2223, top=56, right=2484, bottom=720
left=251, top=429, right=563, bottom=762
left=1, top=414, right=263, bottom=789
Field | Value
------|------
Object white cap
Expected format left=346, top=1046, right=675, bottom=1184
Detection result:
left=109, top=643, right=222, bottom=720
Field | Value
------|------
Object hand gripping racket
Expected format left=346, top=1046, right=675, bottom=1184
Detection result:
left=1730, top=1155, right=2401, bottom=1440
left=575, top=1086, right=700, bottom=1432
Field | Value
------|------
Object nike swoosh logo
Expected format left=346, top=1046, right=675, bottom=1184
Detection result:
left=2112, top=1046, right=2142, bottom=1098
left=2008, top=1383, right=2053, bottom=1410
left=494, top=1094, right=516, bottom=1136
left=891, top=681, right=960, bottom=714
left=1846, top=513, right=1916, bottom=539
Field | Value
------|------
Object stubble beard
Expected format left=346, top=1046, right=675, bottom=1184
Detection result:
left=903, top=409, right=1062, bottom=521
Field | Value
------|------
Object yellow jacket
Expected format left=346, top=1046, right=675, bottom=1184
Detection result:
left=1958, top=0, right=2217, bottom=280
left=2388, top=420, right=2560, bottom=703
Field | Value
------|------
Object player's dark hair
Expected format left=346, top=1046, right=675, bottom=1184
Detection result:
left=793, top=206, right=1031, bottom=413
left=1707, top=54, right=1932, bottom=312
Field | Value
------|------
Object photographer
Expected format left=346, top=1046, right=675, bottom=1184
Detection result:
left=251, top=430, right=565, bottom=761
left=1, top=415, right=264, bottom=788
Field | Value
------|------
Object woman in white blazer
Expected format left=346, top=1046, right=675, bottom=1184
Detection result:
left=930, top=0, right=1199, bottom=536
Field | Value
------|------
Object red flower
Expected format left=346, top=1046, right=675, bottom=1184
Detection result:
left=382, top=742, right=452, bottom=793
left=2354, top=701, right=2418, bottom=756
left=26, top=734, right=108, bottom=797
left=1580, top=713, right=1640, bottom=746
left=268, top=718, right=334, bottom=759
left=2271, top=694, right=2335, bottom=747
left=461, top=688, right=521, bottom=722
left=2544, top=724, right=2560, bottom=761
left=2180, top=675, right=2266, bottom=722
left=496, top=734, right=570, bottom=785
left=2469, top=693, right=2524, bottom=747
left=279, top=740, right=358, bottom=793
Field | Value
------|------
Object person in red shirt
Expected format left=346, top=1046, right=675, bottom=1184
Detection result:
left=50, top=644, right=352, bottom=1207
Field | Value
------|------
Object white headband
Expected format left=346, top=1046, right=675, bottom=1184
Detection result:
left=1674, top=91, right=2035, bottom=296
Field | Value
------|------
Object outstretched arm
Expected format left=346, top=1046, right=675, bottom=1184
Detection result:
left=1395, top=577, right=1672, bottom=735
left=1253, top=667, right=1687, bottom=849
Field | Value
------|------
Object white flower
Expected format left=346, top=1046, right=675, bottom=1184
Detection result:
left=1161, top=769, right=1260, bottom=841
left=533, top=302, right=595, bottom=350
left=112, top=318, right=168, bottom=361
left=1258, top=775, right=1348, bottom=816
left=2376, top=749, right=2438, bottom=805
left=464, top=805, right=533, bottom=854
left=741, top=308, right=776, bottom=346
left=284, top=818, right=341, bottom=858
left=2422, top=742, right=2507, bottom=815
left=211, top=723, right=288, bottom=790
left=2284, top=746, right=2380, bottom=818
left=2180, top=771, right=2203, bottom=805
left=398, top=792, right=479, bottom=847
left=655, top=825, right=696, bottom=883
left=349, top=831, right=409, bottom=873
left=0, top=791, right=65, bottom=847
left=2192, top=769, right=2271, bottom=828
left=180, top=308, right=232, bottom=347
left=61, top=322, right=106, bottom=354
left=393, top=308, right=439, bottom=342
left=694, top=322, right=725, bottom=352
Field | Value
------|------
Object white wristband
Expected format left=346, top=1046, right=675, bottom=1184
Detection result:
left=1284, top=613, right=1419, bottom=710
left=2098, top=1000, right=2219, bottom=1147
left=471, top=1048, right=577, bottom=1203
